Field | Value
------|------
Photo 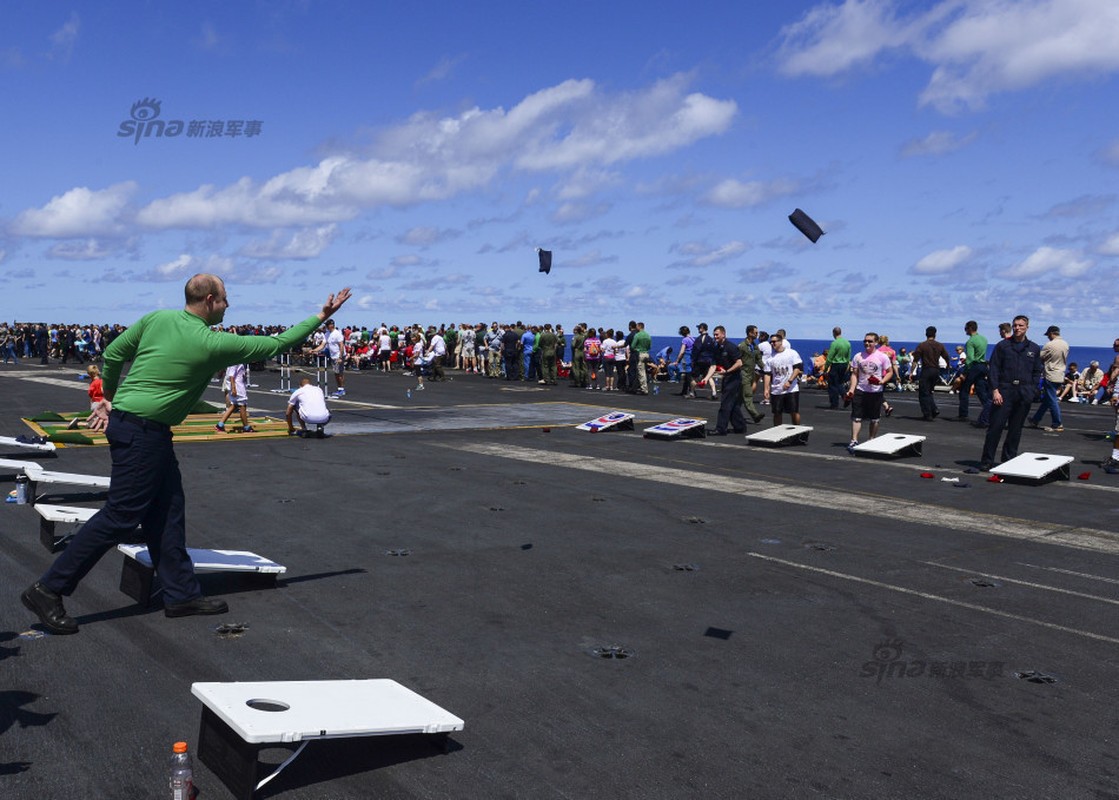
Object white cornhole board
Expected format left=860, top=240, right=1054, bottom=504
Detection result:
left=576, top=411, right=635, bottom=432
left=991, top=452, right=1075, bottom=482
left=0, top=457, right=40, bottom=474
left=0, top=436, right=56, bottom=453
left=35, top=503, right=97, bottom=551
left=192, top=679, right=464, bottom=800
left=853, top=433, right=926, bottom=458
left=746, top=424, right=813, bottom=447
left=0, top=458, right=109, bottom=505
left=643, top=417, right=707, bottom=440
left=116, top=545, right=286, bottom=604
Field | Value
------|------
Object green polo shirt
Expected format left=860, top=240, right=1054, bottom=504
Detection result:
left=632, top=330, right=652, bottom=354
left=825, top=337, right=851, bottom=366
left=964, top=333, right=988, bottom=366
left=103, top=309, right=321, bottom=426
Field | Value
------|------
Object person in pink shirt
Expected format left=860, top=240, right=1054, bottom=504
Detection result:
left=846, top=333, right=893, bottom=454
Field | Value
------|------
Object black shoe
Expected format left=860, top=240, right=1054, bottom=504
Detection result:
left=971, top=421, right=988, bottom=429
left=978, top=462, right=994, bottom=472
left=164, top=597, right=229, bottom=618
left=931, top=409, right=940, bottom=419
left=706, top=429, right=728, bottom=436
left=921, top=415, right=932, bottom=421
left=751, top=414, right=765, bottom=423
left=955, top=415, right=968, bottom=421
left=21, top=582, right=79, bottom=635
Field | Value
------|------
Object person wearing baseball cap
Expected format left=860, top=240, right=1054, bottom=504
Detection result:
left=1027, top=324, right=1069, bottom=432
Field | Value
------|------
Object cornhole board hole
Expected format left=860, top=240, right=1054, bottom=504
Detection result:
left=117, top=545, right=286, bottom=606
left=853, top=433, right=926, bottom=458
left=191, top=679, right=464, bottom=800
left=576, top=411, right=635, bottom=433
left=643, top=418, right=707, bottom=440
left=991, top=452, right=1075, bottom=483
left=0, top=436, right=56, bottom=454
left=35, top=503, right=96, bottom=552
left=746, top=425, right=813, bottom=447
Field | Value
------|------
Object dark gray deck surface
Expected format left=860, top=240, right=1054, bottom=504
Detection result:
left=3, top=363, right=1119, bottom=799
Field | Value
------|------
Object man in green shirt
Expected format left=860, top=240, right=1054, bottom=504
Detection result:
left=570, top=324, right=587, bottom=388
left=22, top=274, right=351, bottom=635
left=824, top=326, right=851, bottom=409
left=737, top=325, right=767, bottom=423
left=957, top=319, right=990, bottom=421
left=631, top=322, right=653, bottom=395
left=537, top=324, right=558, bottom=385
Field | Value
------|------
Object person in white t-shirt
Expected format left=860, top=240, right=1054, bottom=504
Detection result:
left=286, top=378, right=331, bottom=437
left=763, top=332, right=804, bottom=426
left=215, top=363, right=253, bottom=433
left=312, top=319, right=347, bottom=397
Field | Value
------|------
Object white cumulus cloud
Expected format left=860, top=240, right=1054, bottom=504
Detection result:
left=12, top=181, right=137, bottom=238
left=123, top=74, right=734, bottom=233
left=913, top=244, right=973, bottom=274
left=899, top=129, right=977, bottom=157
left=1098, top=233, right=1119, bottom=256
left=240, top=224, right=338, bottom=260
left=704, top=177, right=799, bottom=208
left=777, top=0, right=1119, bottom=113
left=1006, top=245, right=1092, bottom=278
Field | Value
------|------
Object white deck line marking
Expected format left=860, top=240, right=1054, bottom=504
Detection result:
left=747, top=552, right=1119, bottom=645
left=0, top=373, right=91, bottom=390
left=924, top=561, right=1119, bottom=606
left=1015, top=562, right=1119, bottom=586
left=450, top=442, right=1119, bottom=554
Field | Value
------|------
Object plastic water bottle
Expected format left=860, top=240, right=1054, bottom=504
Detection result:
left=653, top=384, right=660, bottom=396
left=169, top=741, right=193, bottom=800
left=406, top=389, right=412, bottom=399
left=15, top=475, right=29, bottom=504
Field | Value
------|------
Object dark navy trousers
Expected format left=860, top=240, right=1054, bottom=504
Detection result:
left=41, top=410, right=201, bottom=604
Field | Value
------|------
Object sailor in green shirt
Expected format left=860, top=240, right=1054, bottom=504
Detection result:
left=957, top=319, right=990, bottom=421
left=22, top=274, right=352, bottom=635
left=631, top=322, right=653, bottom=395
left=824, top=326, right=851, bottom=409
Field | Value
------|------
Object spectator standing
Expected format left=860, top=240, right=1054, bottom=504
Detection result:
left=824, top=326, right=851, bottom=410
left=912, top=326, right=951, bottom=421
left=764, top=332, right=804, bottom=426
left=737, top=325, right=766, bottom=424
left=957, top=321, right=990, bottom=422
left=705, top=326, right=747, bottom=435
left=1027, top=325, right=1069, bottom=432
left=846, top=333, right=893, bottom=453
left=537, top=324, right=558, bottom=386
left=631, top=322, right=652, bottom=395
left=980, top=315, right=1042, bottom=470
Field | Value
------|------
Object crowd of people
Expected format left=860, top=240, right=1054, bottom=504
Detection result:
left=5, top=315, right=1118, bottom=471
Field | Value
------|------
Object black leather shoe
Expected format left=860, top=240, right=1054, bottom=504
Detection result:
left=164, top=597, right=229, bottom=618
left=21, top=582, right=79, bottom=635
left=706, top=429, right=728, bottom=436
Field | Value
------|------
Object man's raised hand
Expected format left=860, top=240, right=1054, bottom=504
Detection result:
left=319, top=288, right=353, bottom=320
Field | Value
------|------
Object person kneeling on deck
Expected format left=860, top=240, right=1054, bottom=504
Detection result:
left=287, top=378, right=331, bottom=438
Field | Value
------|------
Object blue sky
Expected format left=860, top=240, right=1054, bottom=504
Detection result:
left=2, top=0, right=1118, bottom=344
